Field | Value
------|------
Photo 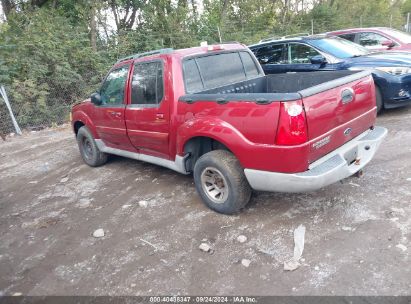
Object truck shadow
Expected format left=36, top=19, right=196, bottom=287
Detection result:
left=244, top=176, right=364, bottom=221
left=105, top=153, right=362, bottom=220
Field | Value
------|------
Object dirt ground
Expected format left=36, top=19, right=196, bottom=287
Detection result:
left=0, top=107, right=410, bottom=296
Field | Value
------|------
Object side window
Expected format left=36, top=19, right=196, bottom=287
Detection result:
left=253, top=44, right=285, bottom=64
left=183, top=51, right=262, bottom=93
left=240, top=52, right=260, bottom=77
left=338, top=33, right=356, bottom=42
left=288, top=44, right=321, bottom=64
left=100, top=66, right=129, bottom=105
left=184, top=59, right=204, bottom=94
left=195, top=52, right=246, bottom=89
left=131, top=61, right=164, bottom=105
left=358, top=32, right=389, bottom=48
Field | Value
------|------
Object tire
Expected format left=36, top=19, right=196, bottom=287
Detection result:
left=193, top=150, right=252, bottom=214
left=375, top=86, right=383, bottom=114
left=76, top=126, right=108, bottom=167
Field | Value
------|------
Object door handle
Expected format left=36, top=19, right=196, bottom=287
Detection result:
left=108, top=111, right=122, bottom=118
left=156, top=113, right=165, bottom=120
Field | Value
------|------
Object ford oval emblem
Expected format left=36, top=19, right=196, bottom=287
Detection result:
left=344, top=128, right=352, bottom=136
left=341, top=88, right=355, bottom=104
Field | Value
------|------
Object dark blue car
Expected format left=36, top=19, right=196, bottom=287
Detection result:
left=249, top=35, right=411, bottom=112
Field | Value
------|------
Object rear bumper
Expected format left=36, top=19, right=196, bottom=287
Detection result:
left=244, top=126, right=387, bottom=193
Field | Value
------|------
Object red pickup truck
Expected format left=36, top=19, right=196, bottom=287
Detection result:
left=71, top=43, right=387, bottom=214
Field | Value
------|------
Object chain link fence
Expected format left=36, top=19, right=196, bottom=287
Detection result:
left=0, top=71, right=99, bottom=137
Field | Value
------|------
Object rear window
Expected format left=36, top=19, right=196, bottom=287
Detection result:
left=240, top=52, right=260, bottom=77
left=183, top=51, right=261, bottom=93
left=183, top=59, right=203, bottom=94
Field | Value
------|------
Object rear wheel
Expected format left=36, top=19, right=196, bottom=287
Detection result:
left=375, top=86, right=383, bottom=114
left=76, top=126, right=108, bottom=167
left=193, top=150, right=252, bottom=214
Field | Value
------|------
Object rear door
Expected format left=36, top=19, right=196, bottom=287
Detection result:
left=92, top=65, right=135, bottom=151
left=125, top=59, right=170, bottom=159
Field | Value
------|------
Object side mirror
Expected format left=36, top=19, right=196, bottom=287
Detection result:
left=381, top=40, right=396, bottom=48
left=90, top=92, right=102, bottom=106
left=310, top=55, right=327, bottom=65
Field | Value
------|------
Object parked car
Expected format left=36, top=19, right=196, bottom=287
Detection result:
left=71, top=43, right=386, bottom=214
left=249, top=35, right=411, bottom=112
left=327, top=27, right=411, bottom=52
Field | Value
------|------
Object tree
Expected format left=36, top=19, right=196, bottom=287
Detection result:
left=1, top=0, right=13, bottom=19
left=109, top=0, right=144, bottom=33
left=90, top=0, right=97, bottom=51
left=0, top=0, right=407, bottom=132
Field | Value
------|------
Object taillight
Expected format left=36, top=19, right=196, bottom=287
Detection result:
left=276, top=100, right=308, bottom=145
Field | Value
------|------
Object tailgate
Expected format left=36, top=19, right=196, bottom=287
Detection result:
left=300, top=71, right=377, bottom=164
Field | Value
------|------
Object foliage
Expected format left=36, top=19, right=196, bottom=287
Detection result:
left=0, top=0, right=409, bottom=131
left=0, top=7, right=111, bottom=129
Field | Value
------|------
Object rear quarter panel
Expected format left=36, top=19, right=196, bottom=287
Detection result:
left=175, top=100, right=283, bottom=169
left=177, top=101, right=280, bottom=145
left=175, top=103, right=315, bottom=173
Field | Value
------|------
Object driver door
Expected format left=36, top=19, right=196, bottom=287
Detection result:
left=92, top=65, right=135, bottom=151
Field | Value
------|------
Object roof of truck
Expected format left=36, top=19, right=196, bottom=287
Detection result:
left=114, top=43, right=248, bottom=66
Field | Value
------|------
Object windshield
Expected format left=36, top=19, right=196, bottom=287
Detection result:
left=309, top=37, right=369, bottom=59
left=383, top=28, right=411, bottom=43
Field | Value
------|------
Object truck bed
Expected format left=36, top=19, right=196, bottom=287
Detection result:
left=179, top=70, right=369, bottom=103
left=178, top=69, right=376, bottom=172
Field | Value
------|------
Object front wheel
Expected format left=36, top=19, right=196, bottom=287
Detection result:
left=193, top=150, right=252, bottom=214
left=76, top=126, right=108, bottom=167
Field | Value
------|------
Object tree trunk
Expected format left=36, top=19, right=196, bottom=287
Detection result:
left=220, top=0, right=229, bottom=23
left=1, top=0, right=13, bottom=19
left=219, top=0, right=229, bottom=35
left=90, top=0, right=97, bottom=51
left=110, top=0, right=120, bottom=33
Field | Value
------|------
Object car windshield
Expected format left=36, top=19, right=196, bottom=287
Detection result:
left=383, top=28, right=411, bottom=43
left=309, top=37, right=369, bottom=59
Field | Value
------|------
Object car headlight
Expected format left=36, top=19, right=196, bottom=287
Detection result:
left=374, top=66, right=411, bottom=76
